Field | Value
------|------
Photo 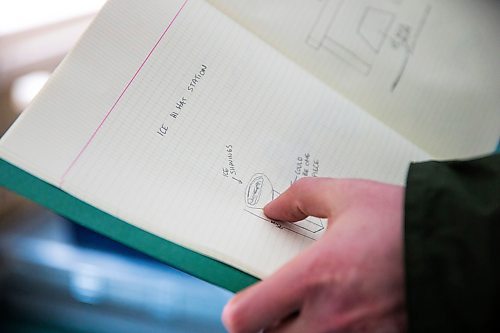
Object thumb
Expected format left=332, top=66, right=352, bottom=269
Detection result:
left=264, top=177, right=341, bottom=222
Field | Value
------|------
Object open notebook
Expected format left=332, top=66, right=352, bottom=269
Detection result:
left=1, top=0, right=499, bottom=292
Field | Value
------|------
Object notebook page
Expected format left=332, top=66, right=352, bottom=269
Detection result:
left=0, top=0, right=428, bottom=278
left=206, top=0, right=500, bottom=159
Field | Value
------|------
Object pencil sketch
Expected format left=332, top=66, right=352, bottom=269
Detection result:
left=306, top=0, right=397, bottom=75
left=244, top=173, right=326, bottom=240
left=390, top=4, right=432, bottom=91
left=306, top=0, right=432, bottom=90
left=358, top=7, right=395, bottom=54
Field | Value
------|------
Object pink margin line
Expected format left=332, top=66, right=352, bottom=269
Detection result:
left=59, top=0, right=189, bottom=187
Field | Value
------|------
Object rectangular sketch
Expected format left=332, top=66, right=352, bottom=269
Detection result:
left=306, top=0, right=399, bottom=75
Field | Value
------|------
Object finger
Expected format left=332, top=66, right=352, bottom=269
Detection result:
left=266, top=314, right=306, bottom=333
left=222, top=253, right=311, bottom=333
left=264, top=177, right=340, bottom=222
left=223, top=275, right=302, bottom=333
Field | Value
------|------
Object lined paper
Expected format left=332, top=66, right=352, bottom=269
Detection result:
left=0, top=0, right=428, bottom=277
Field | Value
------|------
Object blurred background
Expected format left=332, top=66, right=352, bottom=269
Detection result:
left=0, top=1, right=232, bottom=332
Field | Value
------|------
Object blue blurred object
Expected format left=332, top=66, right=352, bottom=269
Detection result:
left=0, top=204, right=232, bottom=333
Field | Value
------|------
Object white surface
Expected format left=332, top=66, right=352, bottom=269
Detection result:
left=208, top=0, right=500, bottom=158
left=0, top=0, right=106, bottom=35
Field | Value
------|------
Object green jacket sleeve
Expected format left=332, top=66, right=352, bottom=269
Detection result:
left=405, top=154, right=500, bottom=333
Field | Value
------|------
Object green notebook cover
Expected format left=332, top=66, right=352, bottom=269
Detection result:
left=0, top=158, right=258, bottom=293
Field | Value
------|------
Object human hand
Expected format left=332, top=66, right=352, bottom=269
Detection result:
left=222, top=178, right=407, bottom=333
